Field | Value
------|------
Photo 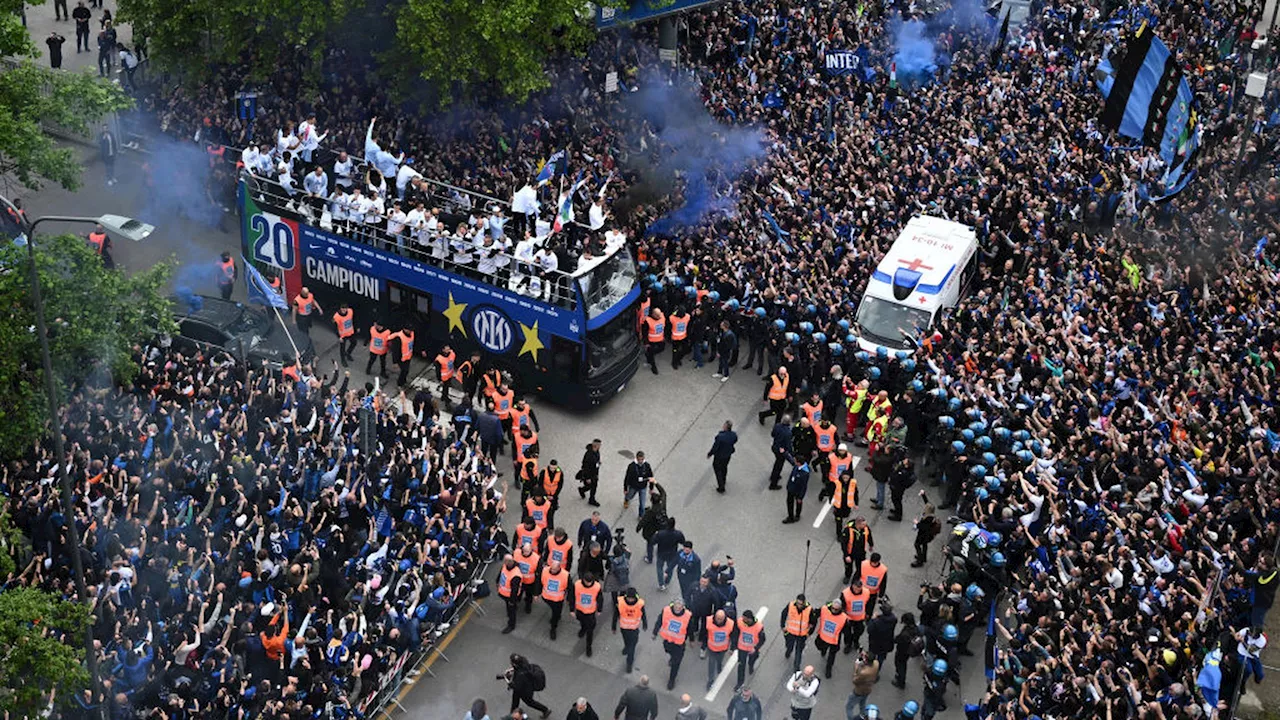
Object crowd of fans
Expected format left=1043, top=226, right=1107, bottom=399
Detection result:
left=7, top=347, right=517, bottom=719
left=9, top=0, right=1280, bottom=717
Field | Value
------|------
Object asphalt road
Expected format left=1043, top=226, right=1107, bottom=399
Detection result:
left=17, top=144, right=993, bottom=720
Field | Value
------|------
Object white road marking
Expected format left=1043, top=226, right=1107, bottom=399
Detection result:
left=812, top=456, right=860, bottom=528
left=704, top=606, right=769, bottom=702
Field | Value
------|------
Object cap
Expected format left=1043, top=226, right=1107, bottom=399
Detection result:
left=837, top=443, right=848, bottom=452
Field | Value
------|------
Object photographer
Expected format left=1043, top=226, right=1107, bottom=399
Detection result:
left=498, top=653, right=550, bottom=719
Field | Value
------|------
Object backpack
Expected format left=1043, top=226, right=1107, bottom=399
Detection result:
left=528, top=663, right=546, bottom=691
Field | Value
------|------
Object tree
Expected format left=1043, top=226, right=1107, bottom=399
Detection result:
left=0, top=0, right=132, bottom=190
left=393, top=0, right=616, bottom=105
left=0, top=587, right=90, bottom=717
left=0, top=234, right=175, bottom=457
left=117, top=0, right=352, bottom=82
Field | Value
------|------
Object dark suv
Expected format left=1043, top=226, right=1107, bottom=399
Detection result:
left=173, top=294, right=315, bottom=368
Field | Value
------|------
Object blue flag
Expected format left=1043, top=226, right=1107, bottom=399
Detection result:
left=762, top=209, right=792, bottom=252
left=243, top=257, right=288, bottom=310
left=376, top=506, right=395, bottom=537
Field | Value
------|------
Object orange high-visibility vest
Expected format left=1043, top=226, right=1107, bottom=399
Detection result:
left=369, top=328, right=390, bottom=355
left=785, top=603, right=811, bottom=636
left=546, top=535, right=572, bottom=567
left=817, top=605, right=848, bottom=644
left=334, top=310, right=355, bottom=338
left=705, top=617, right=733, bottom=652
left=87, top=232, right=107, bottom=254
left=574, top=581, right=601, bottom=614
left=494, top=389, right=515, bottom=418
left=861, top=561, right=887, bottom=595
left=435, top=349, right=456, bottom=381
left=670, top=313, right=690, bottom=341
left=802, top=401, right=824, bottom=427
left=510, top=403, right=532, bottom=430
left=524, top=497, right=550, bottom=529
left=516, top=431, right=539, bottom=463
left=645, top=313, right=666, bottom=343
left=218, top=258, right=235, bottom=284
left=736, top=618, right=763, bottom=651
left=498, top=565, right=521, bottom=598
left=842, top=586, right=871, bottom=621
left=541, top=568, right=569, bottom=602
left=814, top=424, right=838, bottom=453
left=659, top=606, right=690, bottom=644
left=828, top=452, right=854, bottom=485
left=294, top=294, right=316, bottom=315
left=514, top=523, right=543, bottom=550
left=617, top=598, right=645, bottom=630
left=515, top=549, right=540, bottom=583
left=830, top=475, right=858, bottom=510
left=638, top=298, right=651, bottom=331
left=768, top=373, right=789, bottom=401
left=540, top=467, right=563, bottom=498
left=396, top=331, right=414, bottom=362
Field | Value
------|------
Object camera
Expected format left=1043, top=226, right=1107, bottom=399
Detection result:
left=613, top=526, right=627, bottom=552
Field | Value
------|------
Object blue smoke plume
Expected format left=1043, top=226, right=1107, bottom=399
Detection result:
left=624, top=72, right=766, bottom=236
left=890, top=0, right=1000, bottom=83
left=892, top=19, right=937, bottom=76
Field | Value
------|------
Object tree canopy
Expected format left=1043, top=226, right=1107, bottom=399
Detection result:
left=0, top=586, right=91, bottom=718
left=0, top=0, right=131, bottom=190
left=0, top=234, right=175, bottom=457
left=118, top=0, right=629, bottom=105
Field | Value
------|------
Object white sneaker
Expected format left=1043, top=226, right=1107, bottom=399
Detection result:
left=711, top=373, right=722, bottom=379
left=721, top=376, right=730, bottom=383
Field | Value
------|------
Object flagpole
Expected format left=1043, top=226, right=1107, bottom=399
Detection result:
left=272, top=305, right=303, bottom=362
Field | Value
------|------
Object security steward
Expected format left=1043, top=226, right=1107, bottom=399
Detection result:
left=512, top=516, right=545, bottom=554
left=539, top=460, right=565, bottom=515
left=541, top=560, right=570, bottom=640
left=800, top=394, right=824, bottom=431
left=333, top=304, right=357, bottom=367
left=861, top=553, right=889, bottom=618
left=643, top=306, right=667, bottom=375
left=653, top=598, right=692, bottom=690
left=458, top=351, right=482, bottom=401
left=813, top=416, right=839, bottom=456
left=841, top=579, right=871, bottom=653
left=366, top=322, right=391, bottom=378
left=613, top=587, right=649, bottom=674
left=216, top=252, right=236, bottom=300
left=669, top=307, right=691, bottom=369
left=702, top=608, right=734, bottom=691
left=435, top=344, right=457, bottom=406
left=292, top=287, right=320, bottom=337
left=733, top=609, right=766, bottom=691
left=497, top=553, right=524, bottom=634
left=515, top=424, right=540, bottom=478
left=514, top=541, right=542, bottom=614
left=781, top=593, right=816, bottom=672
left=545, top=527, right=574, bottom=573
left=841, top=516, right=874, bottom=583
left=393, top=325, right=415, bottom=385
left=815, top=598, right=848, bottom=679
left=574, top=572, right=603, bottom=657
left=758, top=366, right=791, bottom=426
left=523, top=488, right=552, bottom=531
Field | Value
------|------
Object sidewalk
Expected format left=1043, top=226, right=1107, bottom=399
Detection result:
left=23, top=0, right=132, bottom=76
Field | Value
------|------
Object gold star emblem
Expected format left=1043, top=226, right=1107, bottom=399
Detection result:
left=442, top=293, right=468, bottom=336
left=518, top=321, right=544, bottom=361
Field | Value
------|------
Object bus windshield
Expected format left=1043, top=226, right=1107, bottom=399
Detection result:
left=578, top=246, right=637, bottom=319
left=856, top=296, right=932, bottom=349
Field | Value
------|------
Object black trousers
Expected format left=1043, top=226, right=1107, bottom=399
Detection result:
left=76, top=24, right=89, bottom=51
left=97, top=50, right=111, bottom=77
left=894, top=647, right=910, bottom=684
left=817, top=637, right=840, bottom=677
left=503, top=595, right=519, bottom=630
left=786, top=493, right=804, bottom=520
left=576, top=611, right=597, bottom=650
left=337, top=336, right=356, bottom=364
left=914, top=539, right=930, bottom=564
left=218, top=281, right=233, bottom=300
left=578, top=474, right=598, bottom=502
left=844, top=554, right=866, bottom=582
left=843, top=619, right=865, bottom=652
left=758, top=398, right=787, bottom=424
left=671, top=338, right=688, bottom=368
left=54, top=0, right=68, bottom=19
left=296, top=314, right=313, bottom=336
left=664, top=640, right=685, bottom=689
left=890, top=484, right=906, bottom=517
left=783, top=634, right=806, bottom=671
left=545, top=599, right=564, bottom=631
left=622, top=628, right=639, bottom=671
left=712, top=457, right=730, bottom=491
left=397, top=358, right=411, bottom=385
left=366, top=352, right=387, bottom=376
left=645, top=340, right=665, bottom=370
left=769, top=451, right=787, bottom=487
left=512, top=690, right=548, bottom=715
left=735, top=648, right=759, bottom=688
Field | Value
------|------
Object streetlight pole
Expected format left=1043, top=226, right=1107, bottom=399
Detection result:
left=16, top=212, right=154, bottom=720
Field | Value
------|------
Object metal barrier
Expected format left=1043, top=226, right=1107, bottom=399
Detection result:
left=243, top=173, right=584, bottom=310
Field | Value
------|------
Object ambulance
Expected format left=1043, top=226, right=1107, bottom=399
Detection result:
left=855, top=216, right=979, bottom=354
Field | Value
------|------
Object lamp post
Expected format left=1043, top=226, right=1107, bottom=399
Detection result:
left=9, top=208, right=154, bottom=718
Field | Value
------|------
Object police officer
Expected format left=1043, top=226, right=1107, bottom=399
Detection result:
left=920, top=659, right=949, bottom=720
left=614, top=587, right=649, bottom=673
left=781, top=593, right=816, bottom=672
left=768, top=414, right=794, bottom=490
left=741, top=308, right=768, bottom=374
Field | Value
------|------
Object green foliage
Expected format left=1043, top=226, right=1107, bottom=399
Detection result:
left=117, top=0, right=352, bottom=83
left=0, top=5, right=131, bottom=191
left=394, top=0, right=611, bottom=105
left=0, top=587, right=90, bottom=718
left=0, top=508, right=27, bottom=580
left=0, top=234, right=175, bottom=457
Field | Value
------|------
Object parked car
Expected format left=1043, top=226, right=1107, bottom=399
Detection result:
left=172, top=294, right=314, bottom=368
